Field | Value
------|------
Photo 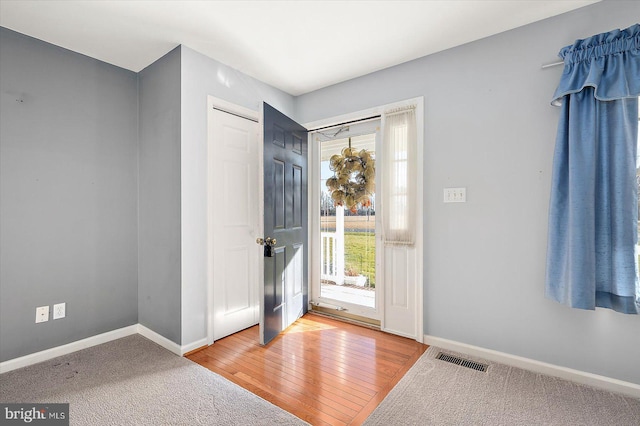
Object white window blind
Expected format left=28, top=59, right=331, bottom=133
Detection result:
left=382, top=107, right=417, bottom=245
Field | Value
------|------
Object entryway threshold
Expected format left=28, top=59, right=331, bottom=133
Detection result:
left=308, top=307, right=381, bottom=329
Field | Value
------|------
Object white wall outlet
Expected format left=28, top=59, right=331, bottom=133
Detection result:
left=53, top=302, right=66, bottom=320
left=35, top=306, right=49, bottom=323
left=444, top=187, right=467, bottom=203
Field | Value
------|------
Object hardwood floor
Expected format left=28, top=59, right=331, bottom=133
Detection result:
left=187, top=313, right=428, bottom=425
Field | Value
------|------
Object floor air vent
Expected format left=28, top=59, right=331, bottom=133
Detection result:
left=436, top=352, right=488, bottom=372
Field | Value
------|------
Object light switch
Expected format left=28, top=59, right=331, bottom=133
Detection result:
left=444, top=187, right=466, bottom=203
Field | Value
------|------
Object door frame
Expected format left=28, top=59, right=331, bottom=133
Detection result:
left=305, top=96, right=424, bottom=342
left=310, top=120, right=382, bottom=320
left=206, top=96, right=262, bottom=345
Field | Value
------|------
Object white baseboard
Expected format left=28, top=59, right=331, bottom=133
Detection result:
left=136, top=324, right=182, bottom=355
left=180, top=338, right=208, bottom=355
left=135, top=325, right=207, bottom=356
left=424, top=335, right=640, bottom=398
left=0, top=324, right=208, bottom=374
left=0, top=325, right=138, bottom=374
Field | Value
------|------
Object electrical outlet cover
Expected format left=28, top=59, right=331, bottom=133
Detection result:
left=36, top=306, right=49, bottom=323
left=53, top=302, right=66, bottom=320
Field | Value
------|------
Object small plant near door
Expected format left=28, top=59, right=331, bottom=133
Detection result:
left=345, top=266, right=360, bottom=277
left=344, top=266, right=368, bottom=287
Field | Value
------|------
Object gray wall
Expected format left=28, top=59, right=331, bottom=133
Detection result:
left=138, top=46, right=182, bottom=344
left=295, top=1, right=640, bottom=385
left=0, top=30, right=296, bottom=356
left=0, top=27, right=138, bottom=361
left=179, top=46, right=295, bottom=345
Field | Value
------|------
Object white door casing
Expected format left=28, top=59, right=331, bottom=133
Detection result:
left=207, top=98, right=260, bottom=344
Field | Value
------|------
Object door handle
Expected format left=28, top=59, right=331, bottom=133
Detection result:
left=256, top=237, right=277, bottom=246
left=257, top=237, right=276, bottom=257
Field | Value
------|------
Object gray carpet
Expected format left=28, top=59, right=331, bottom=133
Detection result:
left=0, top=335, right=307, bottom=425
left=364, top=346, right=640, bottom=426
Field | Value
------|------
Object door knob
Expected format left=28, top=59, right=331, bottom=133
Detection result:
left=257, top=237, right=277, bottom=246
left=257, top=237, right=276, bottom=257
left=257, top=237, right=276, bottom=259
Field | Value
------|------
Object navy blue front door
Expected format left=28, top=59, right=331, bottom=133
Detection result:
left=261, top=103, right=308, bottom=345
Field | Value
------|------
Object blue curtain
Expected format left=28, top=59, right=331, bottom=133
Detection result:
left=546, top=24, right=640, bottom=314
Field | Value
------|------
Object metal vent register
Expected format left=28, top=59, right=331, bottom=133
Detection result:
left=436, top=352, right=488, bottom=372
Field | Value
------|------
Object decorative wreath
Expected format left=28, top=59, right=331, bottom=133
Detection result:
left=326, top=146, right=375, bottom=212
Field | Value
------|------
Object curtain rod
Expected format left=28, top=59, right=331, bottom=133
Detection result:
left=541, top=61, right=564, bottom=69
left=308, top=115, right=381, bottom=132
left=384, top=107, right=416, bottom=117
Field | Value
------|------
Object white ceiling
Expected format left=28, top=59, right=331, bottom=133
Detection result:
left=0, top=0, right=598, bottom=96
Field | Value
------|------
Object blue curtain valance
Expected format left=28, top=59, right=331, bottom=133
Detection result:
left=546, top=24, right=640, bottom=315
left=551, top=23, right=640, bottom=106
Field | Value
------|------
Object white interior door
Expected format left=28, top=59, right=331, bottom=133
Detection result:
left=210, top=108, right=260, bottom=341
